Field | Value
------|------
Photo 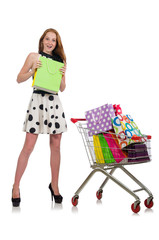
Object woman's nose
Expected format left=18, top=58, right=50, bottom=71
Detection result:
left=48, top=40, right=52, bottom=45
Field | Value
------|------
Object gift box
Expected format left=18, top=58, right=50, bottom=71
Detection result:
left=127, top=143, right=150, bottom=162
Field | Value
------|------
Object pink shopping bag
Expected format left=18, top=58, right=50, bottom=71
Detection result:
left=103, top=133, right=126, bottom=163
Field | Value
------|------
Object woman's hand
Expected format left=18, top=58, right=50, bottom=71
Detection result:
left=32, top=60, right=42, bottom=73
left=59, top=63, right=66, bottom=92
left=60, top=63, right=67, bottom=76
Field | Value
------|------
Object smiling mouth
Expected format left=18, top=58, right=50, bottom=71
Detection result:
left=47, top=45, right=53, bottom=49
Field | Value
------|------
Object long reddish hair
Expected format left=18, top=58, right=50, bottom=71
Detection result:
left=38, top=28, right=66, bottom=63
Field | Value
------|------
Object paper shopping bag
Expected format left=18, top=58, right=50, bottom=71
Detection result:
left=93, top=135, right=105, bottom=163
left=103, top=133, right=126, bottom=163
left=108, top=130, right=128, bottom=158
left=98, top=134, right=115, bottom=163
left=118, top=114, right=146, bottom=142
left=85, top=104, right=115, bottom=136
left=32, top=56, right=64, bottom=93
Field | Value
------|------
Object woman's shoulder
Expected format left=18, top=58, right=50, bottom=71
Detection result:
left=23, top=52, right=39, bottom=65
left=27, top=52, right=39, bottom=60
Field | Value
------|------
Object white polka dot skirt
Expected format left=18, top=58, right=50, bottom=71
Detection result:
left=23, top=93, right=67, bottom=134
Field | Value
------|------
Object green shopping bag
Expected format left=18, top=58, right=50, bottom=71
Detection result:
left=98, top=134, right=115, bottom=163
left=32, top=56, right=64, bottom=93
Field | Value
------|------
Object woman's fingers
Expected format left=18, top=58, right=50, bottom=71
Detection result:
left=36, top=60, right=42, bottom=68
left=60, top=65, right=66, bottom=75
left=35, top=61, right=67, bottom=74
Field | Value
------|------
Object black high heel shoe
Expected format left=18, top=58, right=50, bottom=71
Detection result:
left=11, top=189, right=21, bottom=207
left=48, top=183, right=63, bottom=204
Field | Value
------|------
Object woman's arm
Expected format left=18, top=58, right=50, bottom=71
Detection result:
left=59, top=63, right=66, bottom=92
left=17, top=53, right=41, bottom=83
left=60, top=75, right=66, bottom=92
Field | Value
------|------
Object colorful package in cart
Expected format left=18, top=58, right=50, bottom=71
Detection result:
left=85, top=104, right=115, bottom=136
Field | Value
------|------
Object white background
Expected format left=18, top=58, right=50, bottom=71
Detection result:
left=0, top=0, right=158, bottom=239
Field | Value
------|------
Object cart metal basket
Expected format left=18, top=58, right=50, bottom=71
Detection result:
left=71, top=118, right=153, bottom=213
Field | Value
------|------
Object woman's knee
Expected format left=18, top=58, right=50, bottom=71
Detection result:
left=23, top=133, right=38, bottom=156
left=50, top=134, right=62, bottom=151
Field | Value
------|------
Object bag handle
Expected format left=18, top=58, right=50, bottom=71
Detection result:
left=92, top=109, right=102, bottom=124
left=46, top=58, right=59, bottom=75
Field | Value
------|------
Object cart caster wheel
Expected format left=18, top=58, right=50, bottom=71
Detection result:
left=131, top=203, right=140, bottom=213
left=72, top=196, right=79, bottom=207
left=144, top=199, right=153, bottom=209
left=96, top=190, right=103, bottom=200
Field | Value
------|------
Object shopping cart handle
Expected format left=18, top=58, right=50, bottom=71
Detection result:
left=70, top=118, right=86, bottom=123
left=131, top=136, right=141, bottom=140
left=131, top=135, right=152, bottom=140
left=147, top=135, right=152, bottom=139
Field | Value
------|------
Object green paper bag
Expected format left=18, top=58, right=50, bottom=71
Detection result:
left=32, top=56, right=64, bottom=93
left=98, top=134, right=115, bottom=163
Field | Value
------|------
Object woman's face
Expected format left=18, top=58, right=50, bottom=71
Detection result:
left=42, top=31, right=57, bottom=54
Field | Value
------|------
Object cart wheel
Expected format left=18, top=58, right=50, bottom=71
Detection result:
left=144, top=199, right=153, bottom=209
left=131, top=203, right=140, bottom=214
left=96, top=190, right=103, bottom=200
left=72, top=196, right=79, bottom=207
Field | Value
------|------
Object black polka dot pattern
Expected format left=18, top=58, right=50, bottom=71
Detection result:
left=44, top=120, right=48, bottom=125
left=49, top=95, right=54, bottom=101
left=48, top=122, right=52, bottom=128
left=39, top=104, right=43, bottom=110
left=30, top=128, right=36, bottom=133
left=28, top=114, right=33, bottom=121
left=55, top=122, right=60, bottom=129
left=23, top=92, right=67, bottom=134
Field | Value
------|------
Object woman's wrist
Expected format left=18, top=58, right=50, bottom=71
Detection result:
left=30, top=69, right=35, bottom=76
left=60, top=75, right=66, bottom=92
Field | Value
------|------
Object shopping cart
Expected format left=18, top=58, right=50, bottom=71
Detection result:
left=71, top=118, right=153, bottom=213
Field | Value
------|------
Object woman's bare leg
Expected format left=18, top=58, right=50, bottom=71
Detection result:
left=50, top=134, right=62, bottom=195
left=13, top=133, right=38, bottom=198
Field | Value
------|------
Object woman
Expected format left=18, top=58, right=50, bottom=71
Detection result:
left=12, top=28, right=67, bottom=207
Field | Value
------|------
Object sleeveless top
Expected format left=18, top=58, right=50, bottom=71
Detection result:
left=39, top=51, right=63, bottom=63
